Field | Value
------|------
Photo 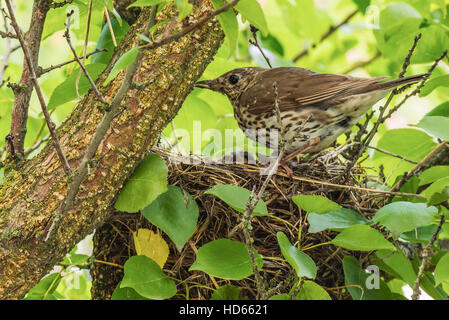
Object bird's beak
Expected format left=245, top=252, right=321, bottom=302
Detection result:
left=194, top=79, right=214, bottom=89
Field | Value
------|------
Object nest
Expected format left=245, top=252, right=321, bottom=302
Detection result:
left=96, top=146, right=389, bottom=300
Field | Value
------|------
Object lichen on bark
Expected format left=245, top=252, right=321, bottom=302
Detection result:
left=0, top=1, right=224, bottom=299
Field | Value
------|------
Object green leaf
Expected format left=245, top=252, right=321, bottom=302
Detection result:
left=419, top=166, right=449, bottom=186
left=235, top=0, right=268, bottom=36
left=103, top=47, right=139, bottom=86
left=127, top=0, right=165, bottom=8
left=24, top=273, right=62, bottom=300
left=412, top=25, right=449, bottom=63
left=189, top=239, right=263, bottom=280
left=111, top=282, right=150, bottom=300
left=93, top=18, right=130, bottom=64
left=114, top=154, right=168, bottom=213
left=211, top=284, right=248, bottom=300
left=400, top=224, right=442, bottom=243
left=420, top=75, right=449, bottom=97
left=426, top=101, right=449, bottom=117
left=379, top=2, right=421, bottom=29
left=121, top=255, right=176, bottom=299
left=211, top=0, right=238, bottom=57
left=292, top=195, right=341, bottom=214
left=268, top=293, right=290, bottom=300
left=416, top=116, right=449, bottom=141
left=175, top=0, right=193, bottom=20
left=47, top=63, right=106, bottom=110
left=371, top=129, right=436, bottom=183
left=373, top=129, right=436, bottom=162
left=307, top=208, right=366, bottom=233
left=422, top=177, right=449, bottom=205
left=373, top=202, right=438, bottom=239
left=352, top=0, right=370, bottom=13
left=259, top=34, right=284, bottom=56
left=141, top=185, right=199, bottom=251
left=275, top=0, right=325, bottom=42
left=331, top=225, right=395, bottom=251
left=435, top=253, right=449, bottom=285
left=277, top=232, right=317, bottom=279
left=296, top=281, right=332, bottom=300
left=374, top=250, right=417, bottom=286
left=205, top=184, right=270, bottom=216
left=343, top=256, right=392, bottom=300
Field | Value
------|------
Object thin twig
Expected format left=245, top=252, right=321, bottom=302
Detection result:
left=293, top=9, right=358, bottom=62
left=366, top=145, right=418, bottom=164
left=382, top=50, right=448, bottom=121
left=341, top=35, right=423, bottom=178
left=75, top=0, right=93, bottom=99
left=391, top=141, right=448, bottom=192
left=411, top=210, right=445, bottom=300
left=249, top=25, right=272, bottom=68
left=38, top=48, right=107, bottom=77
left=343, top=51, right=381, bottom=74
left=241, top=81, right=286, bottom=300
left=64, top=11, right=108, bottom=105
left=0, top=4, right=16, bottom=86
left=141, top=0, right=239, bottom=51
left=5, top=0, right=71, bottom=174
left=104, top=7, right=117, bottom=47
left=289, top=278, right=305, bottom=300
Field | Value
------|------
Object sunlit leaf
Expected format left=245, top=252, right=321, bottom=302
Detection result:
left=189, top=239, right=263, bottom=280
left=141, top=186, right=199, bottom=251
left=331, top=225, right=395, bottom=251
left=133, top=228, right=169, bottom=268
left=121, top=255, right=176, bottom=299
left=114, top=154, right=168, bottom=213
left=277, top=232, right=317, bottom=279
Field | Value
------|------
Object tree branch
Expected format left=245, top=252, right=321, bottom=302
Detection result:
left=0, top=1, right=224, bottom=299
left=5, top=0, right=50, bottom=160
left=5, top=0, right=71, bottom=174
left=141, top=0, right=239, bottom=51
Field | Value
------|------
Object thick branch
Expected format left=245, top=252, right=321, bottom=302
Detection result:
left=0, top=0, right=223, bottom=299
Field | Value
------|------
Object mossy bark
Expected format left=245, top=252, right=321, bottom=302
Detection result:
left=0, top=1, right=223, bottom=299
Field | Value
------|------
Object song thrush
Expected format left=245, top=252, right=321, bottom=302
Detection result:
left=195, top=67, right=427, bottom=156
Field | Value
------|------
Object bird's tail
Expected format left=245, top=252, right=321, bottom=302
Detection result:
left=374, top=73, right=429, bottom=90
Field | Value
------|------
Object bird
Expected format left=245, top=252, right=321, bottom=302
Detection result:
left=194, top=66, right=427, bottom=166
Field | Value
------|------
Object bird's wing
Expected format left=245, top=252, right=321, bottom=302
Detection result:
left=240, top=67, right=387, bottom=114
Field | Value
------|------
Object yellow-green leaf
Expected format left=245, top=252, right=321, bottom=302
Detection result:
left=133, top=228, right=169, bottom=268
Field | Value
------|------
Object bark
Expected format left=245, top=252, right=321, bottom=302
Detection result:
left=0, top=1, right=223, bottom=299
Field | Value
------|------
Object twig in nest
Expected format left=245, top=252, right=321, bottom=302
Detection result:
left=249, top=25, right=272, bottom=68
left=4, top=0, right=71, bottom=174
left=411, top=209, right=445, bottom=300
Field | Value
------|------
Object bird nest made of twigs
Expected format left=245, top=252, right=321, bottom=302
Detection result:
left=93, top=146, right=393, bottom=300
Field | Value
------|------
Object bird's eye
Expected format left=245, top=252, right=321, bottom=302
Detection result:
left=229, top=74, right=239, bottom=85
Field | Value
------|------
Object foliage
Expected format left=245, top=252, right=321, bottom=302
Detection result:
left=3, top=0, right=449, bottom=300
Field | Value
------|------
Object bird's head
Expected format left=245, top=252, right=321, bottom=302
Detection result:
left=195, top=67, right=263, bottom=102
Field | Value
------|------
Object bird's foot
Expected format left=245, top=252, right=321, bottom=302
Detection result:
left=280, top=137, right=320, bottom=176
